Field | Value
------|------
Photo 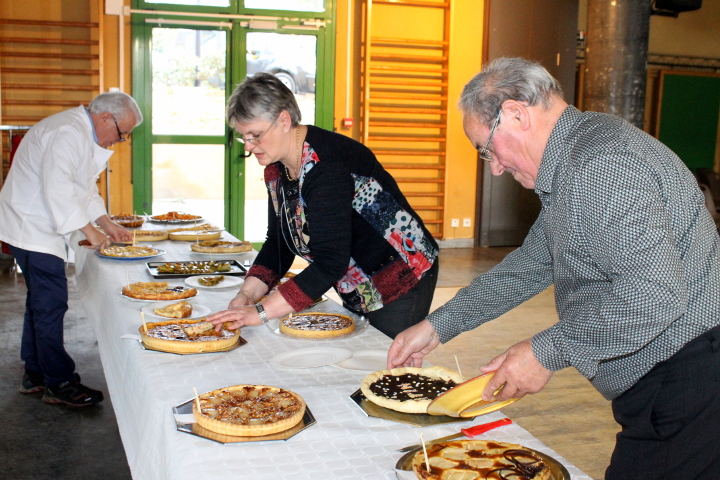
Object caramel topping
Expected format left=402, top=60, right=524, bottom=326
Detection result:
left=199, top=387, right=303, bottom=425
left=369, top=373, right=456, bottom=401
left=146, top=323, right=234, bottom=342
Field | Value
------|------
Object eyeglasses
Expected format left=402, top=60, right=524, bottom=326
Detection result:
left=235, top=116, right=278, bottom=146
left=112, top=117, right=127, bottom=143
left=478, top=109, right=502, bottom=162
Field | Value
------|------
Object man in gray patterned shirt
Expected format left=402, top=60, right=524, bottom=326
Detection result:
left=388, top=58, right=720, bottom=479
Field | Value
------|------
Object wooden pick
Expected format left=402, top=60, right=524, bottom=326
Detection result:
left=141, top=311, right=148, bottom=333
left=420, top=433, right=430, bottom=472
left=454, top=355, right=463, bottom=380
left=133, top=229, right=137, bottom=246
left=193, top=387, right=201, bottom=412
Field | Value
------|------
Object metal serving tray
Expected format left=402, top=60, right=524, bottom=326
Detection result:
left=146, top=260, right=247, bottom=279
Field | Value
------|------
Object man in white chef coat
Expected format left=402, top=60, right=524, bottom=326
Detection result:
left=0, top=91, right=143, bottom=407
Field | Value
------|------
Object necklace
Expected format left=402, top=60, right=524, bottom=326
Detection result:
left=285, top=127, right=301, bottom=181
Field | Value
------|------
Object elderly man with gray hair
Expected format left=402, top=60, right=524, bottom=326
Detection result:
left=388, top=57, right=720, bottom=478
left=0, top=91, right=143, bottom=407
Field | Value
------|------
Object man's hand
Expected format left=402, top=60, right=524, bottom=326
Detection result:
left=479, top=338, right=553, bottom=401
left=95, top=215, right=131, bottom=242
left=79, top=222, right=111, bottom=250
left=387, top=319, right=441, bottom=368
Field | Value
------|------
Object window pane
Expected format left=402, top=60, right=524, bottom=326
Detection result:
left=144, top=0, right=230, bottom=6
left=152, top=144, right=225, bottom=228
left=152, top=28, right=227, bottom=136
left=244, top=0, right=324, bottom=13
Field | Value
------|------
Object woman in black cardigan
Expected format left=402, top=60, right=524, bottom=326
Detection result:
left=208, top=73, right=438, bottom=338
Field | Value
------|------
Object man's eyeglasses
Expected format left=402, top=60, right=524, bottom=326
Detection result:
left=112, top=117, right=127, bottom=143
left=479, top=109, right=502, bottom=162
left=235, top=116, right=278, bottom=146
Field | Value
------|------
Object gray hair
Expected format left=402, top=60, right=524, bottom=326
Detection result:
left=89, top=92, right=143, bottom=127
left=226, top=73, right=301, bottom=126
left=459, top=57, right=563, bottom=126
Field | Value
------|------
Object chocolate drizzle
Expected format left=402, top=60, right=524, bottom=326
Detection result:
left=485, top=449, right=546, bottom=479
left=369, top=373, right=456, bottom=401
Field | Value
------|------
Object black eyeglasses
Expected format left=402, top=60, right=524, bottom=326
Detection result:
left=112, top=117, right=127, bottom=143
left=479, top=109, right=502, bottom=162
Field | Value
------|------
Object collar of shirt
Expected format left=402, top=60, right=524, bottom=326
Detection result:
left=534, top=105, right=582, bottom=195
left=84, top=106, right=99, bottom=144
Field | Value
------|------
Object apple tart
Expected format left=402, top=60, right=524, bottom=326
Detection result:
left=100, top=245, right=159, bottom=257
left=122, top=281, right=198, bottom=301
left=153, top=301, right=193, bottom=318
left=118, top=229, right=169, bottom=243
left=192, top=384, right=306, bottom=436
left=279, top=313, right=355, bottom=339
left=360, top=366, right=462, bottom=414
left=190, top=240, right=252, bottom=253
left=412, top=439, right=552, bottom=480
left=139, top=318, right=239, bottom=354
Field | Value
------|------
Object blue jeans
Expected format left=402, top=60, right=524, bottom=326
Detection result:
left=10, top=245, right=76, bottom=386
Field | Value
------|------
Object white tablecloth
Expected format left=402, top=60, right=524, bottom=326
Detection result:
left=74, top=238, right=592, bottom=480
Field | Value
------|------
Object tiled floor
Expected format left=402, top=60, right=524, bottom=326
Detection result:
left=0, top=247, right=616, bottom=480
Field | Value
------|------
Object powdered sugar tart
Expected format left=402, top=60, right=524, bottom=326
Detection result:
left=100, top=245, right=159, bottom=257
left=360, top=366, right=463, bottom=414
left=138, top=318, right=239, bottom=354
left=192, top=384, right=306, bottom=436
left=279, top=312, right=355, bottom=339
left=411, top=439, right=552, bottom=480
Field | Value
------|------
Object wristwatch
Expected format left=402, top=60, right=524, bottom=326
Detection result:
left=255, top=303, right=268, bottom=324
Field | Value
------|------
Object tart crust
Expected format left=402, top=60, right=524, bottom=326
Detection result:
left=139, top=318, right=239, bottom=354
left=118, top=229, right=169, bottom=243
left=122, top=282, right=198, bottom=301
left=279, top=312, right=355, bottom=339
left=169, top=230, right=222, bottom=242
left=360, top=366, right=463, bottom=414
left=110, top=214, right=144, bottom=228
left=100, top=245, right=159, bottom=257
left=192, top=384, right=306, bottom=436
left=190, top=240, right=252, bottom=253
left=412, top=439, right=552, bottom=480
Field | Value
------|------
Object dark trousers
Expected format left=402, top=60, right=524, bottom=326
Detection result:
left=10, top=245, right=76, bottom=386
left=355, top=260, right=439, bottom=339
left=606, top=324, right=720, bottom=480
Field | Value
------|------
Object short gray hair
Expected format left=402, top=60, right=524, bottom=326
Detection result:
left=89, top=92, right=143, bottom=127
left=459, top=57, right=563, bottom=126
left=226, top=73, right=301, bottom=126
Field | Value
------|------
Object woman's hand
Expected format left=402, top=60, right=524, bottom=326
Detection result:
left=208, top=305, right=262, bottom=331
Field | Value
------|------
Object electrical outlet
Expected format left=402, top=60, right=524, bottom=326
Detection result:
left=450, top=219, right=459, bottom=228
left=463, top=218, right=472, bottom=227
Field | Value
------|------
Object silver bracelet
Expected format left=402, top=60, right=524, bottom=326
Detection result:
left=255, top=303, right=268, bottom=324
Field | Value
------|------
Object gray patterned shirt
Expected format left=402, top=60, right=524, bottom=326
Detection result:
left=429, top=106, right=720, bottom=399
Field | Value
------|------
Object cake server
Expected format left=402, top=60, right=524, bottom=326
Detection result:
left=396, top=417, right=512, bottom=452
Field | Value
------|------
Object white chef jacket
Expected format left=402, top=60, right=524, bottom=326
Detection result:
left=0, top=106, right=114, bottom=260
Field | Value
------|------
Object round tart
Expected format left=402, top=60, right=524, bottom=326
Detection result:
left=192, top=384, right=306, bottom=436
left=167, top=223, right=219, bottom=233
left=153, top=301, right=193, bottom=318
left=139, top=318, right=239, bottom=354
left=122, top=281, right=198, bottom=301
left=151, top=211, right=202, bottom=221
left=100, top=245, right=159, bottom=257
left=279, top=312, right=355, bottom=339
left=360, top=366, right=462, bottom=414
left=118, top=230, right=168, bottom=243
left=190, top=240, right=252, bottom=253
left=169, top=230, right=222, bottom=241
left=111, top=213, right=144, bottom=228
left=412, top=439, right=552, bottom=480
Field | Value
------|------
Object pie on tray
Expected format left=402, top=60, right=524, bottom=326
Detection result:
left=360, top=366, right=463, bottom=414
left=100, top=245, right=159, bottom=257
left=139, top=318, right=239, bottom=354
left=192, top=384, right=306, bottom=436
left=151, top=211, right=202, bottom=221
left=279, top=312, right=355, bottom=339
left=122, top=281, right=198, bottom=301
left=110, top=213, right=144, bottom=228
left=118, top=230, right=169, bottom=243
left=153, top=301, right=193, bottom=318
left=169, top=230, right=222, bottom=242
left=412, top=439, right=552, bottom=480
left=167, top=223, right=219, bottom=233
left=190, top=240, right=252, bottom=253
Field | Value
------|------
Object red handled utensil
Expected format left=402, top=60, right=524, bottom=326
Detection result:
left=396, top=417, right=512, bottom=452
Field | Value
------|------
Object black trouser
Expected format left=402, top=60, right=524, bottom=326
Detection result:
left=606, top=324, right=720, bottom=480
left=350, top=260, right=439, bottom=339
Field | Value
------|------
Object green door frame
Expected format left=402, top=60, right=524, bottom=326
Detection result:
left=130, top=2, right=335, bottom=239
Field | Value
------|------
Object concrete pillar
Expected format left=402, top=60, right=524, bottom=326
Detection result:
left=583, top=0, right=652, bottom=128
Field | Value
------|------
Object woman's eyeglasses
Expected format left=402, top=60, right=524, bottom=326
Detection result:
left=479, top=109, right=502, bottom=162
left=235, top=116, right=279, bottom=146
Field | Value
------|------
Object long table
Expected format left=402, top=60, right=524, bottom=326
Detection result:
left=74, top=236, right=592, bottom=480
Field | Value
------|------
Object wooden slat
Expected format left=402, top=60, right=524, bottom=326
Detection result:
left=0, top=37, right=98, bottom=46
left=369, top=120, right=445, bottom=128
left=370, top=92, right=448, bottom=101
left=370, top=65, right=448, bottom=74
left=371, top=53, right=447, bottom=63
left=371, top=37, right=447, bottom=47
left=412, top=205, right=444, bottom=211
left=404, top=192, right=444, bottom=197
left=1, top=67, right=98, bottom=75
left=375, top=150, right=446, bottom=156
left=373, top=0, right=449, bottom=8
left=394, top=177, right=445, bottom=183
left=2, top=100, right=81, bottom=107
left=1, top=83, right=97, bottom=91
left=370, top=106, right=445, bottom=115
left=368, top=134, right=446, bottom=142
left=1, top=116, right=44, bottom=123
left=0, top=19, right=98, bottom=28
left=0, top=51, right=99, bottom=60
left=381, top=162, right=445, bottom=168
